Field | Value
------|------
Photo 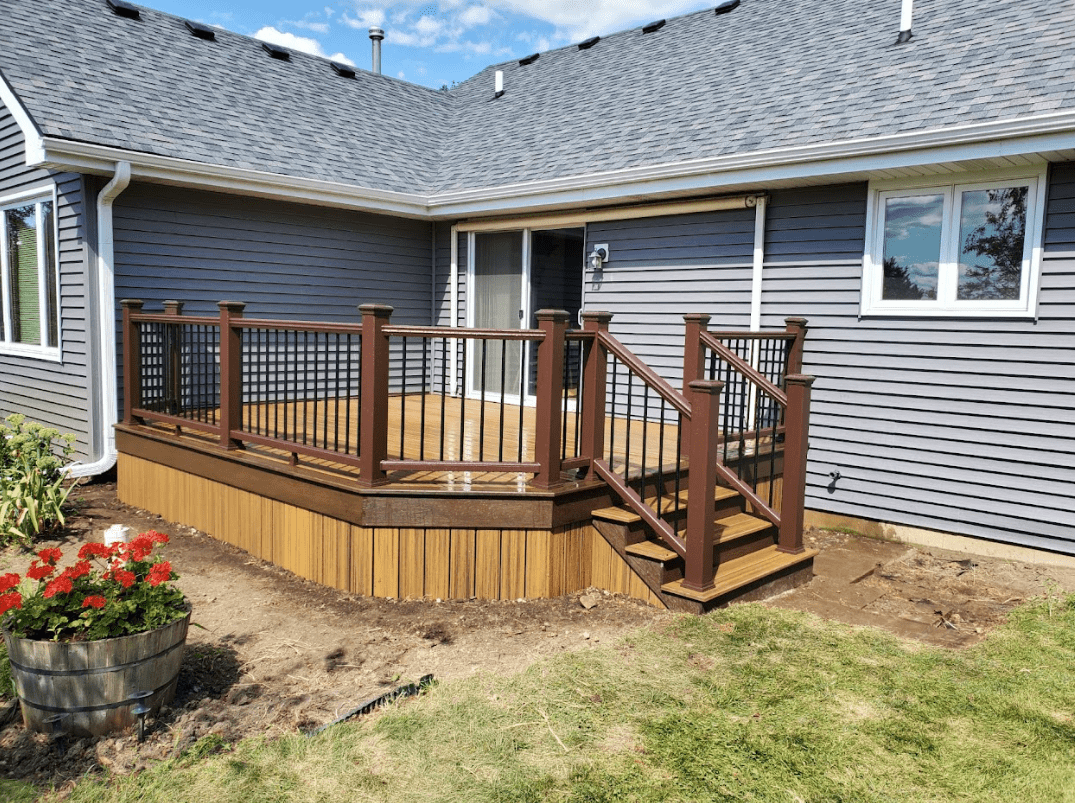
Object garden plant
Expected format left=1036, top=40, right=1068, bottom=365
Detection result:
left=0, top=414, right=77, bottom=546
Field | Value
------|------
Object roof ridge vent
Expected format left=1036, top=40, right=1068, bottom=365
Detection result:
left=714, top=0, right=740, bottom=15
left=642, top=19, right=666, bottom=34
left=106, top=0, right=141, bottom=19
left=262, top=42, right=291, bottom=61
left=331, top=61, right=356, bottom=78
left=184, top=20, right=216, bottom=40
left=578, top=36, right=600, bottom=50
left=519, top=53, right=539, bottom=66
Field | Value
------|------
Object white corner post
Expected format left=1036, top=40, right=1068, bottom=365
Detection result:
left=68, top=161, right=132, bottom=477
left=448, top=223, right=459, bottom=396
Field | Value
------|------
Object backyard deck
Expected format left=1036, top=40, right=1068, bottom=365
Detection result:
left=116, top=302, right=815, bottom=612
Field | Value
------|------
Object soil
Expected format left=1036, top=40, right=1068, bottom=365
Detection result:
left=3, top=481, right=1074, bottom=795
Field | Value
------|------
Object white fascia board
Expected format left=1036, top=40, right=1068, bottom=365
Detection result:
left=36, top=138, right=432, bottom=219
left=30, top=109, right=1075, bottom=222
left=429, top=112, right=1075, bottom=218
left=0, top=74, right=45, bottom=164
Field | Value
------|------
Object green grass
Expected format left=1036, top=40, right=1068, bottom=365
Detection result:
left=38, top=595, right=1075, bottom=802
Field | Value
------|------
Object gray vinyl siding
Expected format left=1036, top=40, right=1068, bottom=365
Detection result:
left=584, top=208, right=757, bottom=386
left=0, top=100, right=93, bottom=458
left=760, top=176, right=1075, bottom=554
left=113, top=184, right=434, bottom=404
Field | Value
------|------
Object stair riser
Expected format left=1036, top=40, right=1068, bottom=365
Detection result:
left=716, top=529, right=776, bottom=563
left=696, top=560, right=814, bottom=612
left=626, top=553, right=683, bottom=589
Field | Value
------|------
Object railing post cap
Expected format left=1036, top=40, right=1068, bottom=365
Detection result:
left=580, top=310, right=613, bottom=324
left=119, top=299, right=144, bottom=309
left=785, top=373, right=815, bottom=387
left=683, top=313, right=712, bottom=324
left=535, top=309, right=571, bottom=322
left=162, top=300, right=185, bottom=314
left=785, top=316, right=808, bottom=328
left=687, top=379, right=725, bottom=394
left=359, top=303, right=394, bottom=318
left=217, top=300, right=246, bottom=313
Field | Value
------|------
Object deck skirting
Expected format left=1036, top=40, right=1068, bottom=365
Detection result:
left=117, top=453, right=663, bottom=607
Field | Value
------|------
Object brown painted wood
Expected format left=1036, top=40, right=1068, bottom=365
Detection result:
left=373, top=529, right=400, bottom=598
left=424, top=530, right=451, bottom=600
left=779, top=375, right=814, bottom=555
left=358, top=304, right=392, bottom=487
left=532, top=310, right=568, bottom=488
left=683, top=380, right=723, bottom=592
left=120, top=300, right=144, bottom=425
left=474, top=531, right=500, bottom=599
left=399, top=529, right=426, bottom=599
left=449, top=530, right=476, bottom=599
left=217, top=302, right=245, bottom=450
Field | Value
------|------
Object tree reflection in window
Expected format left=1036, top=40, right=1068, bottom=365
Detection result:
left=958, top=187, right=1027, bottom=301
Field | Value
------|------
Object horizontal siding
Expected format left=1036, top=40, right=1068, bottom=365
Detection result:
left=585, top=207, right=757, bottom=388
left=113, top=184, right=434, bottom=404
left=0, top=101, right=92, bottom=458
left=760, top=176, right=1075, bottom=554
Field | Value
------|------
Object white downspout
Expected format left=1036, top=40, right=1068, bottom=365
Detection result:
left=448, top=224, right=459, bottom=395
left=747, top=195, right=768, bottom=430
left=68, top=162, right=131, bottom=477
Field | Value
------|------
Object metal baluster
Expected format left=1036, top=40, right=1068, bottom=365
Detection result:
left=608, top=358, right=618, bottom=469
left=439, top=336, right=447, bottom=461
left=401, top=336, right=408, bottom=460
left=639, top=384, right=649, bottom=502
left=479, top=340, right=487, bottom=462
left=459, top=337, right=467, bottom=461
left=517, top=339, right=524, bottom=462
left=625, top=370, right=633, bottom=483
left=420, top=337, right=428, bottom=461
left=499, top=338, right=507, bottom=462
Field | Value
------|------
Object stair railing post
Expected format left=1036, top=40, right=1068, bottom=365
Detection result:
left=358, top=304, right=393, bottom=487
left=784, top=317, right=809, bottom=380
left=162, top=301, right=184, bottom=416
left=120, top=299, right=144, bottom=426
left=217, top=301, right=246, bottom=450
left=778, top=374, right=814, bottom=555
left=681, top=313, right=711, bottom=445
left=578, top=311, right=613, bottom=474
left=683, top=379, right=724, bottom=593
left=532, top=309, right=569, bottom=489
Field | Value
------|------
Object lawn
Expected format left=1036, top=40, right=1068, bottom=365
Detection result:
left=34, top=594, right=1075, bottom=802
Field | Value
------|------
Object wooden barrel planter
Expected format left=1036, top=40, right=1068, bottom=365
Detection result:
left=2, top=608, right=191, bottom=737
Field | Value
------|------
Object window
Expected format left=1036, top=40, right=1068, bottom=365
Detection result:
left=862, top=168, right=1047, bottom=316
left=0, top=190, right=60, bottom=357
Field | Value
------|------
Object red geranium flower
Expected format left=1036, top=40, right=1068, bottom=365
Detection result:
left=26, top=561, right=55, bottom=581
left=77, top=543, right=111, bottom=560
left=146, top=531, right=169, bottom=545
left=43, top=575, right=73, bottom=598
left=37, top=547, right=62, bottom=564
left=0, top=591, right=22, bottom=615
left=81, top=595, right=107, bottom=609
left=112, top=569, right=136, bottom=589
left=67, top=561, right=92, bottom=580
left=147, top=561, right=173, bottom=587
left=0, top=573, right=19, bottom=593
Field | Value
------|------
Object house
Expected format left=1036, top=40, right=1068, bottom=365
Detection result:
left=1, top=0, right=1073, bottom=608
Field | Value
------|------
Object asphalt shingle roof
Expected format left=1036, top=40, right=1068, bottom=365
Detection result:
left=3, top=0, right=1075, bottom=197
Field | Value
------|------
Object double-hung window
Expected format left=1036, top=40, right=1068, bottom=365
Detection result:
left=0, top=189, right=60, bottom=357
left=861, top=168, right=1047, bottom=317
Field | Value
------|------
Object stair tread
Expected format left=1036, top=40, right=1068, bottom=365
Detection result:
left=591, top=486, right=742, bottom=525
left=625, top=541, right=680, bottom=562
left=661, top=545, right=818, bottom=603
left=714, top=512, right=772, bottom=542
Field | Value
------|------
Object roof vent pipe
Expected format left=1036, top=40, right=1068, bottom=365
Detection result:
left=494, top=70, right=504, bottom=98
left=897, top=0, right=913, bottom=43
left=369, top=26, right=384, bottom=73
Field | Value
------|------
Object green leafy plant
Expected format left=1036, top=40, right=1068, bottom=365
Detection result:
left=0, top=413, right=77, bottom=546
left=0, top=533, right=186, bottom=641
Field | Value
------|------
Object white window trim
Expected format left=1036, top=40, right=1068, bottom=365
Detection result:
left=861, top=165, right=1048, bottom=318
left=0, top=184, right=63, bottom=361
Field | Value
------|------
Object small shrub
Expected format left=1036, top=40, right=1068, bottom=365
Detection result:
left=0, top=641, right=13, bottom=699
left=0, top=413, right=77, bottom=546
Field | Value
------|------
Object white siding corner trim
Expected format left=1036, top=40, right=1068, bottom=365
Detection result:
left=0, top=75, right=44, bottom=165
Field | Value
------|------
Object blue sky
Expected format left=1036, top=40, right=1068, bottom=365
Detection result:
left=145, top=1, right=717, bottom=89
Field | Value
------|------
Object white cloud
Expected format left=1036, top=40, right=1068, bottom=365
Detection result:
left=287, top=19, right=331, bottom=33
left=253, top=26, right=354, bottom=65
left=397, top=70, right=406, bottom=78
left=343, top=7, right=387, bottom=28
left=459, top=5, right=493, bottom=27
left=488, top=0, right=702, bottom=40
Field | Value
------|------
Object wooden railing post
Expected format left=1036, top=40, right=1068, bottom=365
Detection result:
left=162, top=301, right=184, bottom=416
left=681, top=313, right=711, bottom=445
left=358, top=304, right=393, bottom=487
left=778, top=374, right=814, bottom=555
left=532, top=309, right=569, bottom=489
left=578, top=311, right=613, bottom=473
left=120, top=299, right=144, bottom=425
left=217, top=301, right=245, bottom=450
left=784, top=317, right=809, bottom=379
left=683, top=379, right=724, bottom=593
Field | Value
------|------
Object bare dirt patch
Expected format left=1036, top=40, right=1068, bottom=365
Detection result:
left=2, top=485, right=1074, bottom=793
left=772, top=528, right=1075, bottom=647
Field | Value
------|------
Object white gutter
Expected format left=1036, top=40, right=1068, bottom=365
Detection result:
left=68, top=162, right=131, bottom=478
left=30, top=109, right=1075, bottom=223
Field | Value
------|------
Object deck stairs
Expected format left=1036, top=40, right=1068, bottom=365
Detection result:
left=590, top=482, right=818, bottom=613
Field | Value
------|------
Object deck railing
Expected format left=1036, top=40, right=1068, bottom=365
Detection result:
left=120, top=299, right=811, bottom=595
